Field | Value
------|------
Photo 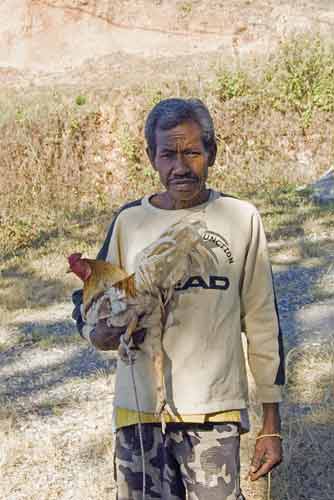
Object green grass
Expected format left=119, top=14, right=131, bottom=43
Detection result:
left=213, top=68, right=252, bottom=102
left=265, top=36, right=334, bottom=126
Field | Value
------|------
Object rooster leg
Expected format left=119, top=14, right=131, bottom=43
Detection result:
left=153, top=350, right=167, bottom=434
left=153, top=350, right=166, bottom=417
left=152, top=296, right=178, bottom=429
left=118, top=314, right=138, bottom=363
left=153, top=350, right=178, bottom=427
left=123, top=314, right=138, bottom=343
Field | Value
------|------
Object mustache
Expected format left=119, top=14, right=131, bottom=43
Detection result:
left=169, top=174, right=199, bottom=181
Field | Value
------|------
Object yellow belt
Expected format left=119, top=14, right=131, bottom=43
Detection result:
left=115, top=408, right=240, bottom=429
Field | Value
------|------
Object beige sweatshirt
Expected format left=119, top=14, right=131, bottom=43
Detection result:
left=81, top=190, right=284, bottom=415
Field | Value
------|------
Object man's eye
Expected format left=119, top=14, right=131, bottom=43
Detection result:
left=161, top=152, right=174, bottom=158
left=185, top=151, right=200, bottom=157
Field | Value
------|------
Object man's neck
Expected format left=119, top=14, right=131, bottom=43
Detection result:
left=150, top=189, right=211, bottom=210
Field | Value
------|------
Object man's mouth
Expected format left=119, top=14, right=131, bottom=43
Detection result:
left=170, top=177, right=198, bottom=185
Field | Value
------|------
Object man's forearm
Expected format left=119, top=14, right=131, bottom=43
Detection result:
left=72, top=289, right=85, bottom=336
left=261, top=402, right=281, bottom=433
left=89, top=320, right=126, bottom=350
left=89, top=319, right=146, bottom=351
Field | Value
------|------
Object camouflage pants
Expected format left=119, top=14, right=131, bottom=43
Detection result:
left=115, top=423, right=245, bottom=500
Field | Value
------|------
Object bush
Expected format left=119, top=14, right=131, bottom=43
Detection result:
left=265, top=36, right=334, bottom=126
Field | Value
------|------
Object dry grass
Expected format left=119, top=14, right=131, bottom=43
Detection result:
left=2, top=35, right=334, bottom=258
left=0, top=388, right=117, bottom=500
left=272, top=342, right=334, bottom=500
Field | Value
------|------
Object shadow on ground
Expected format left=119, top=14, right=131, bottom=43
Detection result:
left=271, top=260, right=334, bottom=499
left=0, top=317, right=117, bottom=417
left=272, top=400, right=334, bottom=500
left=273, top=263, right=331, bottom=349
left=0, top=319, right=81, bottom=369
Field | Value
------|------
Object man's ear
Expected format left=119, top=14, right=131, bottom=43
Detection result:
left=208, top=142, right=217, bottom=167
left=146, top=146, right=156, bottom=170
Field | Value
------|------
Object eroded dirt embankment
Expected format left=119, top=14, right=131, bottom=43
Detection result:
left=1, top=0, right=334, bottom=85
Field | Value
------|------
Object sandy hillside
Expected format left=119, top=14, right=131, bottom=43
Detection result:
left=1, top=0, right=334, bottom=85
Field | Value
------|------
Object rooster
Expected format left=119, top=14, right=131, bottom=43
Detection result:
left=67, top=253, right=136, bottom=315
left=67, top=252, right=139, bottom=354
left=68, top=216, right=217, bottom=428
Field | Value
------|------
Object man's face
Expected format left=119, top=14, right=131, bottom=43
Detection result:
left=149, top=120, right=215, bottom=208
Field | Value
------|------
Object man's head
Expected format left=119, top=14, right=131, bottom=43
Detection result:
left=144, top=98, right=217, bottom=209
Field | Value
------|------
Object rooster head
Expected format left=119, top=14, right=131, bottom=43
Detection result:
left=67, top=253, right=92, bottom=281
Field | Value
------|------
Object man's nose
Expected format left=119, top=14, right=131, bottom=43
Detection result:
left=173, top=154, right=190, bottom=174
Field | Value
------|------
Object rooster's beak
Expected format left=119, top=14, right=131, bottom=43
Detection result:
left=66, top=268, right=72, bottom=274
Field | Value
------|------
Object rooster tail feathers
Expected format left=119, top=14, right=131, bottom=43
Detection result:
left=192, top=241, right=219, bottom=273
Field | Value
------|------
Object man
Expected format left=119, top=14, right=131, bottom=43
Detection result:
left=72, top=98, right=284, bottom=500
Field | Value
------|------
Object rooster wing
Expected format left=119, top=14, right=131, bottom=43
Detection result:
left=83, top=259, right=135, bottom=315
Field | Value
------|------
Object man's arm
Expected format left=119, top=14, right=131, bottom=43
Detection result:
left=90, top=318, right=146, bottom=350
left=240, top=208, right=285, bottom=479
left=72, top=288, right=85, bottom=337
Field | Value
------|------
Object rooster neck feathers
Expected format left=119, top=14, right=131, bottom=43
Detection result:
left=81, top=260, right=136, bottom=314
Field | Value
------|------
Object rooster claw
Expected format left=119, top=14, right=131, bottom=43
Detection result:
left=119, top=348, right=136, bottom=364
left=155, top=401, right=178, bottom=420
left=155, top=401, right=178, bottom=434
left=118, top=337, right=136, bottom=364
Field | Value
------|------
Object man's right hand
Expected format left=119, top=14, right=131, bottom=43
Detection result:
left=89, top=319, right=146, bottom=351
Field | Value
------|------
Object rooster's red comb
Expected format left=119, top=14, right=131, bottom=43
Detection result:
left=68, top=253, right=83, bottom=268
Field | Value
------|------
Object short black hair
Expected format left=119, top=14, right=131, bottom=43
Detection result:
left=144, top=98, right=216, bottom=159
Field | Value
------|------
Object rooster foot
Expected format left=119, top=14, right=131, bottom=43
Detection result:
left=118, top=338, right=136, bottom=364
left=118, top=316, right=139, bottom=364
left=155, top=400, right=178, bottom=433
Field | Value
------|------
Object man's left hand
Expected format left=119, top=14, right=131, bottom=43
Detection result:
left=249, top=435, right=282, bottom=481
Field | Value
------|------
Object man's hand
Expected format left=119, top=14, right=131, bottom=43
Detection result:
left=249, top=435, right=282, bottom=481
left=249, top=402, right=283, bottom=481
left=90, top=318, right=146, bottom=351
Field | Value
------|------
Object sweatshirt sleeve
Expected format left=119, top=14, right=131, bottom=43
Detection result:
left=240, top=208, right=285, bottom=402
left=71, top=212, right=121, bottom=339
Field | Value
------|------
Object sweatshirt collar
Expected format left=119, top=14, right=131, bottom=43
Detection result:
left=142, top=189, right=218, bottom=214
